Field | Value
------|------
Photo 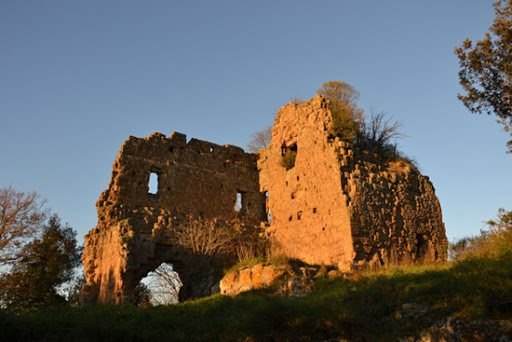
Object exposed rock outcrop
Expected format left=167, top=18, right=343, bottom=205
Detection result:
left=220, top=263, right=293, bottom=295
left=220, top=262, right=316, bottom=297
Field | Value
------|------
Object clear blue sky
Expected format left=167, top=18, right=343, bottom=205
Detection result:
left=1, top=1, right=510, bottom=245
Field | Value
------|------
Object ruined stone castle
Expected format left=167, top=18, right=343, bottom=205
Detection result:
left=83, top=95, right=447, bottom=304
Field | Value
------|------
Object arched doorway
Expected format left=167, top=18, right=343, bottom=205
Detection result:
left=139, top=262, right=182, bottom=305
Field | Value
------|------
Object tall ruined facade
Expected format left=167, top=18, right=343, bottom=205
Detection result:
left=259, top=95, right=447, bottom=270
left=82, top=132, right=267, bottom=303
left=83, top=95, right=447, bottom=303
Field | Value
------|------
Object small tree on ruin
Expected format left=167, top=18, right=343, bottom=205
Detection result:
left=317, top=80, right=364, bottom=141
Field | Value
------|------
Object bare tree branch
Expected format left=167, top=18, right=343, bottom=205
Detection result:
left=247, top=126, right=272, bottom=153
left=0, top=186, right=45, bottom=267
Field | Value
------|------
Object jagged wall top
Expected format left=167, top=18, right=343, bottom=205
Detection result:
left=98, top=131, right=265, bottom=225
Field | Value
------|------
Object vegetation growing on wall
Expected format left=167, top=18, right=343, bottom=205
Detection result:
left=317, top=81, right=364, bottom=141
left=317, top=80, right=410, bottom=164
left=279, top=144, right=297, bottom=171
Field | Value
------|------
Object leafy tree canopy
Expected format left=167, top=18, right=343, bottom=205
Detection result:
left=455, top=0, right=512, bottom=153
left=0, top=214, right=83, bottom=312
left=317, top=81, right=364, bottom=141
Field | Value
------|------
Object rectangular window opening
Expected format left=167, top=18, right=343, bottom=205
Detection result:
left=263, top=191, right=271, bottom=223
left=149, top=172, right=159, bottom=194
left=234, top=192, right=243, bottom=212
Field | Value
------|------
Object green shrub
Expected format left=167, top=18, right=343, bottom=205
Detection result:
left=450, top=208, right=512, bottom=260
left=280, top=150, right=297, bottom=170
left=120, top=233, right=132, bottom=244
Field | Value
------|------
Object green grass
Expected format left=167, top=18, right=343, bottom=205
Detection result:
left=1, top=253, right=511, bottom=341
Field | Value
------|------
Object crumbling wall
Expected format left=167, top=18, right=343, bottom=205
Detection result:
left=258, top=95, right=355, bottom=265
left=338, top=143, right=447, bottom=267
left=259, top=95, right=447, bottom=269
left=83, top=132, right=267, bottom=304
left=84, top=95, right=448, bottom=304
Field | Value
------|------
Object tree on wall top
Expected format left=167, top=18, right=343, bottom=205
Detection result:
left=455, top=0, right=512, bottom=153
left=317, top=81, right=364, bottom=141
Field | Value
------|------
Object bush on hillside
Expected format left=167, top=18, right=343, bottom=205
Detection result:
left=450, top=208, right=512, bottom=261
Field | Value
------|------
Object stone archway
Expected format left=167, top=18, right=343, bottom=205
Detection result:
left=140, top=262, right=182, bottom=305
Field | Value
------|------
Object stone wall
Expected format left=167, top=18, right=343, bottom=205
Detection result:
left=84, top=95, right=447, bottom=304
left=258, top=95, right=355, bottom=265
left=83, top=132, right=267, bottom=303
left=259, top=95, right=447, bottom=269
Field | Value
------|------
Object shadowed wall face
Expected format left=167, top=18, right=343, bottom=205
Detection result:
left=83, top=132, right=267, bottom=304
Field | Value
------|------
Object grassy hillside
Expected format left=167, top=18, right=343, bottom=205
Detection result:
left=1, top=251, right=511, bottom=342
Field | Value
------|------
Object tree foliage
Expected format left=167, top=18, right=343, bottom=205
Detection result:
left=317, top=81, right=364, bottom=140
left=0, top=186, right=45, bottom=267
left=449, top=208, right=512, bottom=261
left=318, top=81, right=406, bottom=162
left=0, top=214, right=83, bottom=312
left=455, top=0, right=512, bottom=153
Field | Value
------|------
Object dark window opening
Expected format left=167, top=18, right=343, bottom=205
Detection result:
left=288, top=215, right=293, bottom=221
left=297, top=211, right=302, bottom=220
left=149, top=172, right=159, bottom=194
left=313, top=208, right=317, bottom=214
left=416, top=234, right=429, bottom=259
left=280, top=143, right=297, bottom=170
left=291, top=193, right=295, bottom=199
left=210, top=147, right=214, bottom=153
left=262, top=191, right=271, bottom=223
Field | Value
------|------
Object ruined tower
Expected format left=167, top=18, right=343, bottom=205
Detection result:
left=259, top=95, right=447, bottom=269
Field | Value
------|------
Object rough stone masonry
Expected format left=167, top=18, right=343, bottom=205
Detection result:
left=259, top=95, right=447, bottom=271
left=83, top=95, right=447, bottom=303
